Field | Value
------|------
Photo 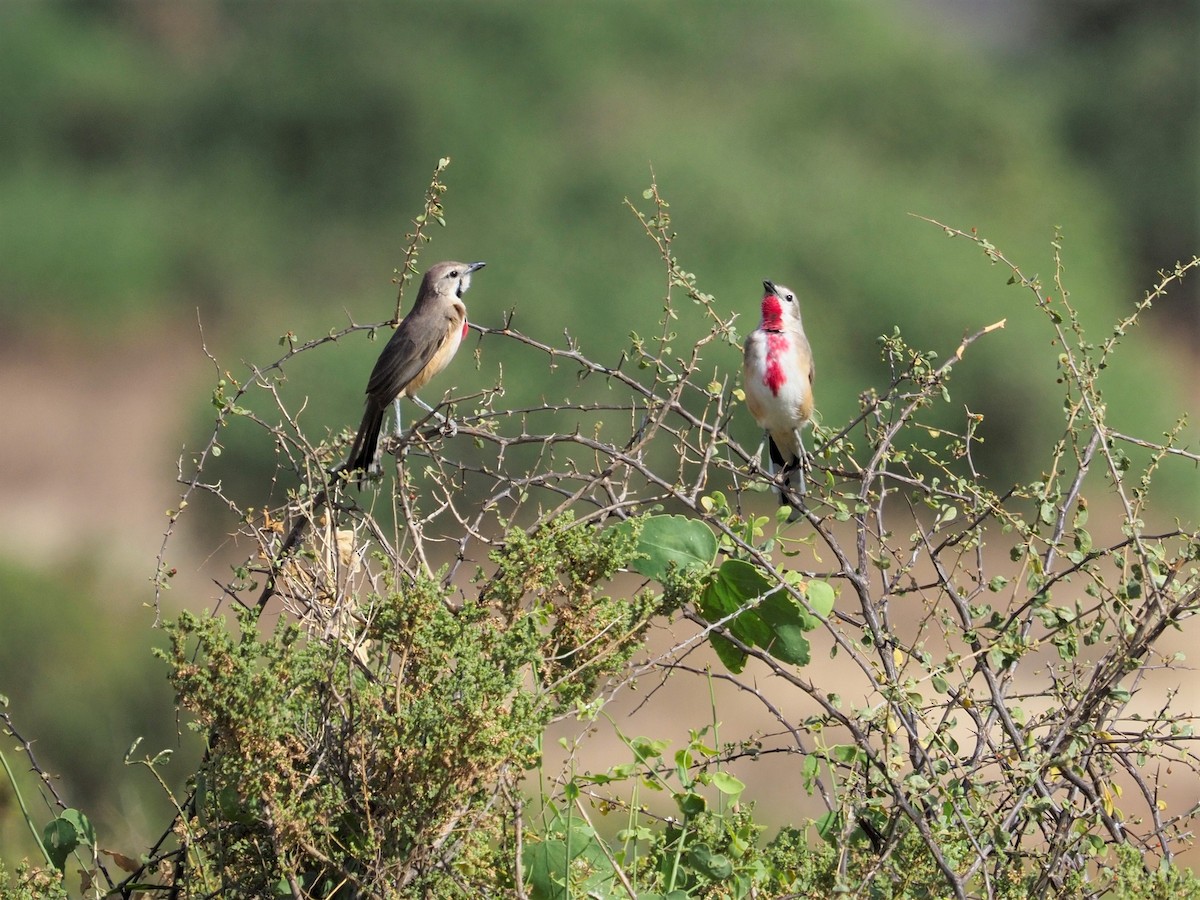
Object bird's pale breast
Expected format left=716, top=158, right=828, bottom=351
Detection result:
left=405, top=307, right=466, bottom=396
left=743, top=330, right=812, bottom=434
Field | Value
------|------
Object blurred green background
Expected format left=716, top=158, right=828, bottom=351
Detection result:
left=0, top=0, right=1196, bottom=869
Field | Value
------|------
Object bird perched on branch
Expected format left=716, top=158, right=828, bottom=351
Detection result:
left=742, top=278, right=815, bottom=520
left=338, top=260, right=486, bottom=485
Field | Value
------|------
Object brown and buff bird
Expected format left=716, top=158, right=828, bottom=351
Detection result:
left=742, top=278, right=815, bottom=520
left=339, top=260, right=486, bottom=484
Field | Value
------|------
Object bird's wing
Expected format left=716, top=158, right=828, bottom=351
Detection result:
left=798, top=332, right=814, bottom=387
left=364, top=313, right=453, bottom=403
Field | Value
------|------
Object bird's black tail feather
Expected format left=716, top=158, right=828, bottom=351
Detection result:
left=338, top=404, right=386, bottom=488
left=768, top=436, right=806, bottom=521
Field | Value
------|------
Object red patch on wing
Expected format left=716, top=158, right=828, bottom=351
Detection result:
left=462, top=320, right=469, bottom=339
left=764, top=333, right=789, bottom=395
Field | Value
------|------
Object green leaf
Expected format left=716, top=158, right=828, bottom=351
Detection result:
left=710, top=771, right=746, bottom=796
left=698, top=559, right=774, bottom=648
left=60, top=809, right=95, bottom=849
left=524, top=825, right=615, bottom=900
left=1074, top=528, right=1093, bottom=554
left=700, top=562, right=829, bottom=669
left=42, top=814, right=83, bottom=871
left=803, top=580, right=836, bottom=618
left=676, top=790, right=707, bottom=817
left=688, top=843, right=734, bottom=879
left=814, top=810, right=840, bottom=844
left=524, top=841, right=569, bottom=900
left=801, top=753, right=820, bottom=790
left=709, top=632, right=747, bottom=673
left=829, top=744, right=867, bottom=765
left=612, top=515, right=717, bottom=582
left=629, top=735, right=670, bottom=759
left=756, top=591, right=813, bottom=666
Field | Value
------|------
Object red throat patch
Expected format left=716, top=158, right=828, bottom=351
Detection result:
left=760, top=295, right=784, bottom=331
left=764, top=333, right=790, bottom=395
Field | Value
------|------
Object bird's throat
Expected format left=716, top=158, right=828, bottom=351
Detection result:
left=760, top=295, right=785, bottom=332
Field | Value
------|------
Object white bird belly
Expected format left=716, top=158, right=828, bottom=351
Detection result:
left=743, top=331, right=811, bottom=458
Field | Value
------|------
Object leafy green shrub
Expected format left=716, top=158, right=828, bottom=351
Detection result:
left=159, top=513, right=665, bottom=896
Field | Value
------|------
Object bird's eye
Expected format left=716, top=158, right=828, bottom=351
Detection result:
left=786, top=293, right=795, bottom=302
left=450, top=270, right=460, bottom=278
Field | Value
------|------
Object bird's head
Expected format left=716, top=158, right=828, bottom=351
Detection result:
left=422, top=260, right=487, bottom=301
left=761, top=279, right=801, bottom=327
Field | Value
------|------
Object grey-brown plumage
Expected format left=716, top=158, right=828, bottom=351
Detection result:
left=339, top=260, right=485, bottom=484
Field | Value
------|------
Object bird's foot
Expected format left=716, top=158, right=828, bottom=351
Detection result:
left=752, top=437, right=767, bottom=470
left=415, top=407, right=455, bottom=437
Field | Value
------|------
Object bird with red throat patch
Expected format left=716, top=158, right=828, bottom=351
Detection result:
left=742, top=278, right=814, bottom=520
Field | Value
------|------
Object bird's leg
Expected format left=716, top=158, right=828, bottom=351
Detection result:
left=752, top=433, right=768, bottom=473
left=789, top=428, right=808, bottom=496
left=392, top=398, right=404, bottom=437
left=410, top=395, right=457, bottom=437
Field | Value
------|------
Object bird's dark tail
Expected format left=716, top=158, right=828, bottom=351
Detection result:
left=338, top=403, right=386, bottom=487
left=769, top=436, right=806, bottom=521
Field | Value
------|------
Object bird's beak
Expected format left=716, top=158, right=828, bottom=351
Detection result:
left=467, top=261, right=487, bottom=273
left=763, top=279, right=776, bottom=294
